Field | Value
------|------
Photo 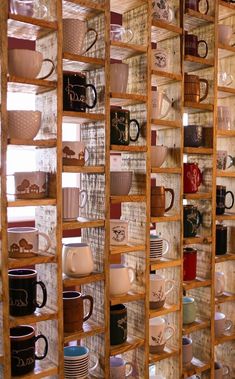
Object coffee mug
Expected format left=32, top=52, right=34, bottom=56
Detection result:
left=110, top=63, right=129, bottom=93
left=151, top=145, right=168, bottom=167
left=110, top=108, right=140, bottom=145
left=214, top=362, right=230, bottom=379
left=110, top=219, right=128, bottom=245
left=10, top=0, right=48, bottom=18
left=183, top=205, right=201, bottom=238
left=216, top=185, right=234, bottom=215
left=184, top=125, right=203, bottom=147
left=62, top=141, right=89, bottom=166
left=216, top=151, right=234, bottom=170
left=10, top=325, right=48, bottom=376
left=215, top=272, right=225, bottom=297
left=150, top=234, right=170, bottom=260
left=13, top=171, right=47, bottom=199
left=218, top=71, right=233, bottom=86
left=217, top=106, right=231, bottom=130
left=184, top=74, right=209, bottom=103
left=151, top=90, right=172, bottom=119
left=216, top=224, right=227, bottom=256
left=110, top=357, right=133, bottom=379
left=150, top=274, right=175, bottom=309
left=184, top=163, right=202, bottom=193
left=183, top=247, right=197, bottom=281
left=152, top=0, right=174, bottom=22
left=62, top=187, right=88, bottom=221
left=8, top=227, right=51, bottom=258
left=9, top=269, right=47, bottom=316
left=185, top=0, right=209, bottom=14
left=215, top=312, right=233, bottom=337
left=183, top=296, right=196, bottom=324
left=64, top=345, right=98, bottom=378
left=110, top=24, right=133, bottom=43
left=182, top=337, right=193, bottom=366
left=62, top=243, right=94, bottom=277
left=185, top=33, right=208, bottom=58
left=63, top=19, right=98, bottom=55
left=110, top=304, right=127, bottom=346
left=152, top=48, right=168, bottom=71
left=218, top=24, right=234, bottom=45
left=110, top=264, right=135, bottom=296
left=149, top=317, right=175, bottom=353
left=63, top=71, right=97, bottom=112
left=151, top=186, right=174, bottom=217
left=63, top=291, right=93, bottom=333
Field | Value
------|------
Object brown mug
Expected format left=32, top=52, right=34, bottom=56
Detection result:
left=185, top=33, right=208, bottom=58
left=151, top=186, right=174, bottom=217
left=184, top=74, right=209, bottom=103
left=63, top=291, right=93, bottom=333
left=185, top=0, right=209, bottom=14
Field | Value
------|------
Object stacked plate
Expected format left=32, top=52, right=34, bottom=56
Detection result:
left=150, top=236, right=163, bottom=260
left=64, top=346, right=89, bottom=379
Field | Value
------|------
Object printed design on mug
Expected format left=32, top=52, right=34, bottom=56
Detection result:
left=16, top=178, right=46, bottom=198
left=186, top=168, right=198, bottom=192
left=117, top=315, right=127, bottom=340
left=111, top=113, right=129, bottom=144
left=10, top=238, right=33, bottom=255
left=186, top=213, right=198, bottom=235
left=10, top=288, right=29, bottom=308
left=12, top=347, right=35, bottom=368
left=111, top=225, right=126, bottom=243
left=152, top=285, right=165, bottom=302
left=151, top=330, right=164, bottom=345
left=154, top=53, right=167, bottom=68
left=152, top=0, right=169, bottom=21
left=62, top=145, right=85, bottom=166
left=65, top=82, right=86, bottom=104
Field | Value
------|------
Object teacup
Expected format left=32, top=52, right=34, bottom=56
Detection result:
left=110, top=264, right=135, bottom=296
left=13, top=171, right=48, bottom=199
left=151, top=145, right=168, bottom=167
left=62, top=141, right=89, bottom=166
left=62, top=243, right=94, bottom=277
left=214, top=312, right=233, bottom=337
left=149, top=317, right=175, bottom=353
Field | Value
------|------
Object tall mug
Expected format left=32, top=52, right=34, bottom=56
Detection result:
left=63, top=187, right=88, bottom=221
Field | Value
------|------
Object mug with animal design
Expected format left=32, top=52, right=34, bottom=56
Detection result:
left=13, top=171, right=48, bottom=199
left=152, top=0, right=175, bottom=23
left=150, top=274, right=176, bottom=309
left=152, top=48, right=169, bottom=71
left=62, top=141, right=89, bottom=166
left=110, top=219, right=128, bottom=246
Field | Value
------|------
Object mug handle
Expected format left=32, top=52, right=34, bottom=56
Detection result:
left=125, top=361, right=134, bottom=377
left=82, top=28, right=98, bottom=55
left=67, top=251, right=77, bottom=273
left=84, top=147, right=90, bottom=163
left=79, top=189, right=88, bottom=208
left=196, top=166, right=203, bottom=187
left=165, top=279, right=175, bottom=296
left=38, top=232, right=51, bottom=252
left=216, top=276, right=224, bottom=296
left=85, top=84, right=97, bottom=109
left=160, top=94, right=172, bottom=119
left=82, top=294, right=94, bottom=322
left=223, top=365, right=230, bottom=376
left=226, top=155, right=234, bottom=169
left=165, top=325, right=175, bottom=341
left=197, top=40, right=208, bottom=58
left=199, top=78, right=209, bottom=102
left=196, top=210, right=202, bottom=229
left=164, top=188, right=174, bottom=212
left=38, top=58, right=55, bottom=80
left=124, top=28, right=133, bottom=43
left=225, top=319, right=233, bottom=332
left=88, top=353, right=99, bottom=372
left=34, top=334, right=48, bottom=360
left=129, top=119, right=140, bottom=142
left=128, top=267, right=135, bottom=284
left=34, top=281, right=47, bottom=308
left=162, top=238, right=169, bottom=255
left=199, top=0, right=209, bottom=14
left=226, top=73, right=233, bottom=86
left=225, top=190, right=234, bottom=210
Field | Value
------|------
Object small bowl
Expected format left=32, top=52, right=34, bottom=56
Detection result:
left=151, top=145, right=168, bottom=167
left=110, top=171, right=133, bottom=196
left=8, top=49, right=43, bottom=79
left=8, top=110, right=41, bottom=140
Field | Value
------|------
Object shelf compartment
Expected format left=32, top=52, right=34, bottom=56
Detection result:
left=218, top=86, right=235, bottom=99
left=8, top=253, right=56, bottom=269
left=183, top=236, right=212, bottom=245
left=215, top=332, right=235, bottom=345
left=149, top=304, right=180, bottom=319
left=63, top=272, right=105, bottom=287
left=216, top=213, right=235, bottom=221
left=183, top=192, right=212, bottom=200
left=8, top=76, right=57, bottom=95
left=7, top=198, right=56, bottom=207
left=182, top=318, right=210, bottom=335
left=62, top=217, right=105, bottom=230
left=218, top=43, right=235, bottom=59
left=0, top=355, right=3, bottom=364
left=110, top=291, right=145, bottom=306
left=182, top=358, right=211, bottom=379
left=63, top=165, right=105, bottom=174
left=217, top=170, right=235, bottom=178
left=183, top=278, right=211, bottom=290
left=151, top=69, right=182, bottom=86
left=184, top=101, right=214, bottom=113
left=215, top=291, right=235, bottom=304
left=110, top=244, right=145, bottom=255
left=184, top=55, right=214, bottom=72
left=63, top=53, right=105, bottom=71
left=110, top=145, right=147, bottom=153
left=215, top=253, right=235, bottom=263
left=151, top=119, right=182, bottom=129
left=110, top=92, right=147, bottom=107
left=151, top=167, right=182, bottom=174
left=110, top=336, right=145, bottom=356
left=8, top=14, right=57, bottom=40
left=110, top=195, right=146, bottom=204
left=217, top=130, right=235, bottom=138
left=63, top=0, right=105, bottom=20
left=184, top=8, right=214, bottom=31
left=10, top=308, right=57, bottom=328
left=184, top=147, right=213, bottom=155
left=151, top=214, right=181, bottom=223
left=12, top=358, right=58, bottom=379
left=8, top=138, right=57, bottom=147
left=63, top=111, right=105, bottom=123
left=64, top=321, right=104, bottom=344
left=110, top=0, right=147, bottom=14
left=150, top=258, right=181, bottom=270
left=218, top=0, right=235, bottom=20
left=149, top=346, right=179, bottom=363
left=151, top=20, right=182, bottom=43
left=111, top=41, right=147, bottom=60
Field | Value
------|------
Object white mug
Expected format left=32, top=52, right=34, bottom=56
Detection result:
left=110, top=219, right=128, bottom=246
left=110, top=63, right=129, bottom=93
left=62, top=141, right=89, bottom=166
left=151, top=90, right=172, bottom=119
left=110, top=357, right=133, bottom=379
left=110, top=264, right=135, bottom=296
left=149, top=274, right=175, bottom=309
left=62, top=243, right=94, bottom=277
left=152, top=48, right=168, bottom=71
left=62, top=187, right=88, bottom=221
left=149, top=317, right=175, bottom=353
left=215, top=272, right=225, bottom=297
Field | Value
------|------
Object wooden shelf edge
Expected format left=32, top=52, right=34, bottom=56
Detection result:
left=10, top=309, right=57, bottom=328
left=151, top=214, right=180, bottom=223
left=62, top=218, right=105, bottom=230
left=182, top=319, right=210, bottom=335
left=64, top=321, right=104, bottom=344
left=183, top=236, right=212, bottom=245
left=8, top=13, right=58, bottom=29
left=149, top=347, right=179, bottom=363
left=63, top=165, right=105, bottom=174
left=151, top=167, right=182, bottom=174
left=110, top=336, right=145, bottom=356
left=110, top=292, right=145, bottom=305
left=215, top=253, right=235, bottom=263
left=183, top=278, right=212, bottom=290
left=184, top=147, right=213, bottom=155
left=110, top=244, right=145, bottom=255
left=149, top=304, right=180, bottom=318
left=110, top=145, right=147, bottom=152
left=152, top=20, right=182, bottom=35
left=150, top=258, right=181, bottom=269
left=8, top=253, right=56, bottom=269
left=63, top=272, right=105, bottom=287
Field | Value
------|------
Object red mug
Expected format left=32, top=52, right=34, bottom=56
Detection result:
left=184, top=163, right=202, bottom=193
left=183, top=247, right=197, bottom=281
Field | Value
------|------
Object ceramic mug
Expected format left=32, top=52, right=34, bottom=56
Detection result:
left=185, top=33, right=208, bottom=58
left=184, top=73, right=209, bottom=103
left=216, top=185, right=234, bottom=215
left=218, top=71, right=233, bottom=86
left=149, top=317, right=175, bottom=354
left=63, top=19, right=98, bottom=55
left=62, top=141, right=89, bottom=166
left=151, top=145, right=168, bottom=167
left=215, top=271, right=225, bottom=297
left=184, top=163, right=203, bottom=193
left=184, top=125, right=203, bottom=147
left=110, top=219, right=128, bottom=246
left=110, top=63, right=129, bottom=93
left=216, top=150, right=234, bottom=170
left=150, top=234, right=170, bottom=260
left=13, top=171, right=47, bottom=199
left=110, top=304, right=127, bottom=346
left=185, top=0, right=209, bottom=14
left=152, top=48, right=168, bottom=71
left=216, top=224, right=227, bottom=256
left=151, top=90, right=172, bottom=119
left=152, top=0, right=174, bottom=22
left=217, top=106, right=231, bottom=130
left=183, top=247, right=197, bottom=281
left=62, top=243, right=94, bottom=277
left=183, top=204, right=202, bottom=238
left=183, top=296, right=196, bottom=324
left=214, top=362, right=230, bottom=379
left=63, top=291, right=93, bottom=333
left=218, top=24, right=234, bottom=45
left=62, top=187, right=88, bottom=221
left=8, top=227, right=51, bottom=258
left=110, top=264, right=135, bottom=296
left=110, top=107, right=140, bottom=146
left=214, top=312, right=233, bottom=337
left=151, top=186, right=174, bottom=217
left=182, top=337, right=193, bottom=366
left=110, top=357, right=133, bottom=379
left=150, top=274, right=175, bottom=309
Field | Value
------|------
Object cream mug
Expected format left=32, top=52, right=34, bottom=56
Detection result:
left=149, top=317, right=175, bottom=353
left=110, top=264, right=135, bottom=296
left=8, top=227, right=51, bottom=258
left=110, top=63, right=129, bottom=93
left=110, top=219, right=128, bottom=246
left=62, top=187, right=88, bottom=221
left=13, top=171, right=47, bottom=199
left=215, top=271, right=225, bottom=297
left=62, top=243, right=94, bottom=277
left=149, top=274, right=175, bottom=309
left=62, top=141, right=89, bottom=166
left=151, top=90, right=172, bottom=119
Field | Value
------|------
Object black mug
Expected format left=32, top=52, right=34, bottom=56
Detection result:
left=185, top=33, right=208, bottom=58
left=10, top=325, right=48, bottom=376
left=183, top=205, right=201, bottom=237
left=63, top=71, right=97, bottom=112
left=9, top=269, right=47, bottom=316
left=110, top=304, right=127, bottom=346
left=216, top=185, right=234, bottom=215
left=216, top=224, right=227, bottom=255
left=110, top=108, right=140, bottom=146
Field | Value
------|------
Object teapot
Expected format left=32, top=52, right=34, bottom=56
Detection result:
left=152, top=0, right=175, bottom=23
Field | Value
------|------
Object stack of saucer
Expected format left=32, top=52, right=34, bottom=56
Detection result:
left=150, top=236, right=163, bottom=260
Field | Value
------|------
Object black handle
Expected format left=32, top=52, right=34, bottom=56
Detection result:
left=196, top=210, right=202, bottom=228
left=85, top=84, right=97, bottom=109
left=129, top=119, right=140, bottom=142
left=35, top=281, right=47, bottom=309
left=34, top=334, right=48, bottom=360
left=225, top=190, right=234, bottom=210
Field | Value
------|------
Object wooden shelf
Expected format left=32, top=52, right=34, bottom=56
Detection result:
left=151, top=214, right=181, bottom=223
left=151, top=119, right=182, bottom=129
left=184, top=147, right=213, bottom=155
left=219, top=0, right=235, bottom=20
left=151, top=167, right=182, bottom=174
left=8, top=138, right=57, bottom=147
left=183, top=277, right=212, bottom=290
left=149, top=304, right=180, bottom=319
left=8, top=253, right=56, bottom=269
left=183, top=236, right=212, bottom=245
left=217, top=129, right=235, bottom=137
left=63, top=272, right=105, bottom=287
left=110, top=0, right=147, bottom=14
left=182, top=318, right=210, bottom=335
left=0, top=355, right=3, bottom=364
left=184, top=8, right=214, bottom=31
left=110, top=336, right=145, bottom=356
left=184, top=101, right=214, bottom=113
left=151, top=69, right=182, bottom=86
left=150, top=258, right=181, bottom=270
left=111, top=41, right=147, bottom=60
left=110, top=145, right=147, bottom=153
left=149, top=346, right=179, bottom=363
left=151, top=20, right=182, bottom=43
left=63, top=165, right=105, bottom=174
left=63, top=111, right=105, bottom=124
left=182, top=358, right=211, bottom=378
left=64, top=321, right=104, bottom=344
left=63, top=0, right=105, bottom=20
left=215, top=332, right=235, bottom=345
left=110, top=195, right=146, bottom=204
left=110, top=291, right=145, bottom=306
left=10, top=308, right=57, bottom=328
left=216, top=213, right=235, bottom=221
left=62, top=217, right=105, bottom=230
left=8, top=14, right=57, bottom=40
left=110, top=92, right=147, bottom=107
left=110, top=244, right=145, bottom=255
left=215, top=253, right=235, bottom=263
left=184, top=55, right=214, bottom=72
left=63, top=53, right=105, bottom=72
left=218, top=85, right=235, bottom=98
left=218, top=43, right=235, bottom=59
left=215, top=291, right=235, bottom=304
left=183, top=192, right=212, bottom=200
left=8, top=76, right=56, bottom=95
left=11, top=359, right=57, bottom=378
left=7, top=198, right=56, bottom=207
left=217, top=170, right=235, bottom=178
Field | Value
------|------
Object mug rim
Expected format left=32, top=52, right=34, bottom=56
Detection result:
left=8, top=226, right=38, bottom=233
left=63, top=290, right=82, bottom=300
left=8, top=268, right=37, bottom=278
left=183, top=296, right=195, bottom=304
left=63, top=243, right=89, bottom=248
left=149, top=317, right=166, bottom=326
left=10, top=325, right=35, bottom=340
left=64, top=345, right=89, bottom=357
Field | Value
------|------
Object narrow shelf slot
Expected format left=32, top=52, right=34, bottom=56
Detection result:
left=8, top=76, right=57, bottom=95
left=8, top=138, right=57, bottom=147
left=63, top=111, right=105, bottom=123
left=215, top=253, right=235, bottom=263
left=10, top=308, right=57, bottom=328
left=184, top=101, right=214, bottom=113
left=215, top=291, right=235, bottom=304
left=184, top=55, right=214, bottom=72
left=110, top=195, right=146, bottom=204
left=184, top=147, right=213, bottom=155
left=151, top=119, right=182, bottom=129
left=63, top=272, right=105, bottom=287
left=110, top=92, right=147, bottom=107
left=183, top=192, right=212, bottom=200
left=110, top=145, right=147, bottom=152
left=110, top=291, right=145, bottom=306
left=8, top=253, right=56, bottom=269
left=63, top=0, right=105, bottom=19
left=111, top=41, right=147, bottom=60
left=149, top=347, right=179, bottom=363
left=183, top=236, right=212, bottom=245
left=8, top=14, right=57, bottom=40
left=182, top=318, right=210, bottom=335
left=151, top=167, right=182, bottom=174
left=64, top=321, right=104, bottom=344
left=149, top=304, right=180, bottom=318
left=63, top=53, right=105, bottom=71
left=151, top=20, right=182, bottom=43
left=184, top=8, right=214, bottom=31
left=7, top=198, right=56, bottom=207
left=110, top=244, right=145, bottom=255
left=63, top=165, right=105, bottom=174
left=150, top=258, right=181, bottom=270
left=182, top=358, right=211, bottom=378
left=151, top=214, right=180, bottom=223
left=110, top=336, right=145, bottom=356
